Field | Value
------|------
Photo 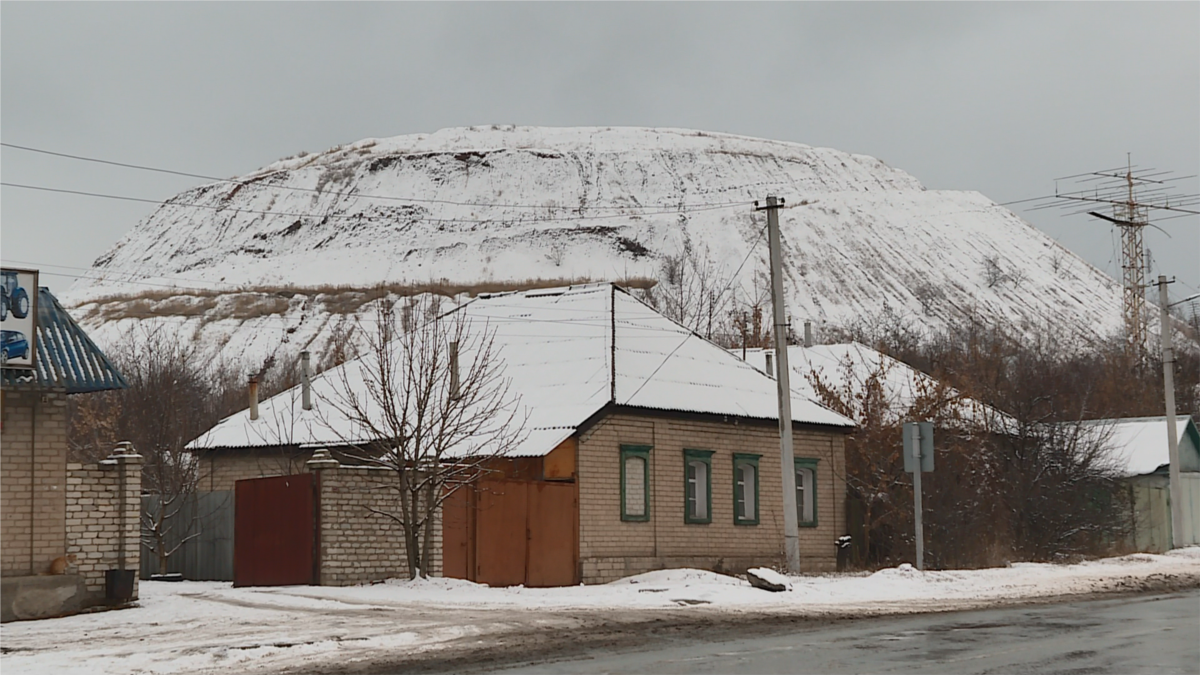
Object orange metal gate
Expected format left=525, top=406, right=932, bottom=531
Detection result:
left=443, top=479, right=577, bottom=587
left=233, top=473, right=316, bottom=587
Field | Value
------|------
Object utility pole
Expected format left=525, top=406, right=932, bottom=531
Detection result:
left=757, top=195, right=801, bottom=574
left=1158, top=275, right=1184, bottom=548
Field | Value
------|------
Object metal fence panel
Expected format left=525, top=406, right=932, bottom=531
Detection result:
left=140, top=490, right=234, bottom=581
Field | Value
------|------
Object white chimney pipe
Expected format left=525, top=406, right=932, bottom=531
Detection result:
left=249, top=376, right=260, bottom=421
left=301, top=351, right=312, bottom=411
left=804, top=321, right=813, bottom=348
left=449, top=341, right=460, bottom=400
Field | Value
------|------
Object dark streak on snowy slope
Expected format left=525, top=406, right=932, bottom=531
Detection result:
left=63, top=126, right=1124, bottom=369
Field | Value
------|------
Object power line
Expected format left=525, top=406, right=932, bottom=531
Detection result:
left=2, top=259, right=227, bottom=288
left=711, top=221, right=771, bottom=319
left=0, top=181, right=750, bottom=225
left=0, top=141, right=756, bottom=213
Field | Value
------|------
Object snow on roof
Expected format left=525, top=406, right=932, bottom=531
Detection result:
left=191, top=284, right=851, bottom=457
left=736, top=343, right=1002, bottom=427
left=1079, top=416, right=1198, bottom=476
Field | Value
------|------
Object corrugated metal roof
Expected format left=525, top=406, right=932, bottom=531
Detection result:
left=1, top=288, right=127, bottom=394
left=193, top=283, right=852, bottom=455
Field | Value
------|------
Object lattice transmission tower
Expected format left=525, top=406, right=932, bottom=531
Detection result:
left=1025, top=155, right=1198, bottom=353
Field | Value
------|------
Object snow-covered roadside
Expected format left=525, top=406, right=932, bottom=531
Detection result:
left=3, top=548, right=1198, bottom=675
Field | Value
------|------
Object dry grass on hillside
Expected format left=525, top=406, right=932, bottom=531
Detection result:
left=75, top=276, right=657, bottom=323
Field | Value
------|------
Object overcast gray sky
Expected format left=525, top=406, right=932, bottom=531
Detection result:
left=3, top=2, right=1197, bottom=304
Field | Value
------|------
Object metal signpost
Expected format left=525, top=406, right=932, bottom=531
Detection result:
left=903, top=421, right=934, bottom=570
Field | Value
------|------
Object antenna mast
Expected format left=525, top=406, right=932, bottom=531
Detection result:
left=1026, top=155, right=1199, bottom=354
left=1112, top=155, right=1149, bottom=351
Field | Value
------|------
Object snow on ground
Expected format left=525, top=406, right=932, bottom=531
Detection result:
left=3, top=548, right=1198, bottom=675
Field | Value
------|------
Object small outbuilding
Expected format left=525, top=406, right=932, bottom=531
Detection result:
left=194, top=284, right=855, bottom=586
left=1079, top=415, right=1200, bottom=552
left=1, top=284, right=139, bottom=622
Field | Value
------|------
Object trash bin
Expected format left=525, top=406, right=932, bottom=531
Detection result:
left=835, top=535, right=853, bottom=572
left=105, top=569, right=136, bottom=602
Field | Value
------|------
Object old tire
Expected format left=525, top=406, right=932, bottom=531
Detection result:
left=11, top=288, right=30, bottom=320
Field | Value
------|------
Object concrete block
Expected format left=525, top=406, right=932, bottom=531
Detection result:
left=1, top=574, right=91, bottom=623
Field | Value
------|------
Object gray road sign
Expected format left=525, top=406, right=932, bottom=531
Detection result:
left=903, top=421, right=934, bottom=473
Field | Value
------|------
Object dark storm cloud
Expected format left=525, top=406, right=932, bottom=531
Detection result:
left=2, top=2, right=1197, bottom=300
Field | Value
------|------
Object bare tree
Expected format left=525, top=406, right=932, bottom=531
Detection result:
left=68, top=325, right=236, bottom=575
left=812, top=315, right=1136, bottom=568
left=321, top=297, right=527, bottom=579
left=807, top=354, right=976, bottom=567
left=641, top=241, right=735, bottom=340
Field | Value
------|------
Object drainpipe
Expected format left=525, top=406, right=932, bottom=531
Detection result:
left=29, top=395, right=37, bottom=574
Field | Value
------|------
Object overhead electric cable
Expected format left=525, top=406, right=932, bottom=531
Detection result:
left=0, top=181, right=749, bottom=224
left=0, top=141, right=757, bottom=213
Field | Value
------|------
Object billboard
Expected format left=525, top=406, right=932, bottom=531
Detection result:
left=1, top=268, right=38, bottom=369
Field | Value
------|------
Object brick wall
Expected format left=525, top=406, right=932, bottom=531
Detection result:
left=312, top=462, right=442, bottom=586
left=199, top=449, right=312, bottom=492
left=65, top=453, right=142, bottom=600
left=577, top=412, right=846, bottom=583
left=1, top=391, right=69, bottom=577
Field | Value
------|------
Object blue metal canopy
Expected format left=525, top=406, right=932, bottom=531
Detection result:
left=1, top=288, right=127, bottom=394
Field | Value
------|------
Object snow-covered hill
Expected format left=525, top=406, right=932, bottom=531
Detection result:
left=63, top=126, right=1126, bottom=372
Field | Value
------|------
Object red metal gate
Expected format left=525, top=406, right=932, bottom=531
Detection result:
left=233, top=473, right=316, bottom=587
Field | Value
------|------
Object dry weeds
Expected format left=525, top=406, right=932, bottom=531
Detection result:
left=75, top=276, right=658, bottom=323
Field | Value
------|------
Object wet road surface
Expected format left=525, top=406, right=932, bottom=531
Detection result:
left=492, top=591, right=1200, bottom=674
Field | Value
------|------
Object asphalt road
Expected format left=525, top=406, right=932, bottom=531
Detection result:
left=491, top=591, right=1200, bottom=674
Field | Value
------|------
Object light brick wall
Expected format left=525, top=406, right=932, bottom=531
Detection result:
left=65, top=454, right=142, bottom=599
left=314, top=466, right=442, bottom=586
left=578, top=412, right=846, bottom=583
left=1, top=391, right=69, bottom=577
left=199, top=450, right=312, bottom=492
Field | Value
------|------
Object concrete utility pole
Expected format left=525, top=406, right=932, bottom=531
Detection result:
left=1158, top=275, right=1184, bottom=548
left=759, top=195, right=801, bottom=574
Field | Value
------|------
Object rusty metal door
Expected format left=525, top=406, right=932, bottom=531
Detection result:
left=474, top=479, right=528, bottom=586
left=441, top=486, right=473, bottom=580
left=526, top=481, right=578, bottom=587
left=446, top=478, right=578, bottom=587
left=233, top=473, right=315, bottom=587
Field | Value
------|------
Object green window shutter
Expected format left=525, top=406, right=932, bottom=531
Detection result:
left=620, top=445, right=651, bottom=522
